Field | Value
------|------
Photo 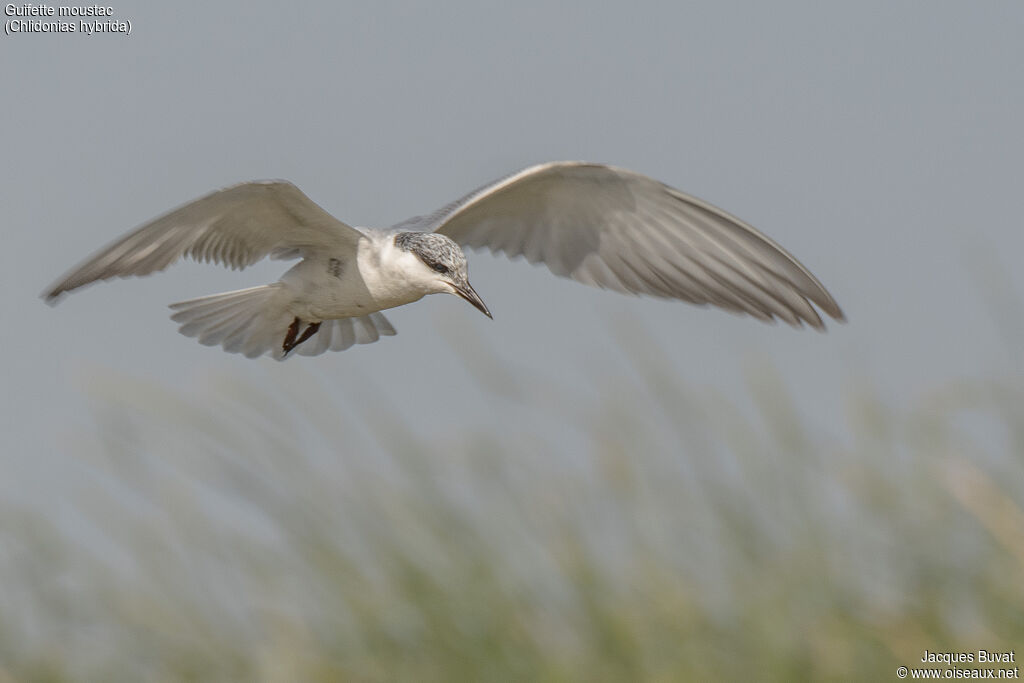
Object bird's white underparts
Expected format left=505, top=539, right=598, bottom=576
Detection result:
left=43, top=161, right=845, bottom=360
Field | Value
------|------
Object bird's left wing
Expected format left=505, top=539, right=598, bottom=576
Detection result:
left=398, top=161, right=844, bottom=329
left=44, top=180, right=363, bottom=303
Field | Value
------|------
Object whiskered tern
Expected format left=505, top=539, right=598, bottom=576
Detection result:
left=44, top=161, right=844, bottom=359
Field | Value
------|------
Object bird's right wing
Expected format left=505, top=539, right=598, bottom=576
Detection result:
left=399, top=162, right=843, bottom=329
left=44, top=180, right=363, bottom=303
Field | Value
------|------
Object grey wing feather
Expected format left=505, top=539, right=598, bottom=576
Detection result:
left=404, top=161, right=844, bottom=329
left=44, top=180, right=363, bottom=303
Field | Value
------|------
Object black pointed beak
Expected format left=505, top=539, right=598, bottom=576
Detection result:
left=453, top=282, right=492, bottom=319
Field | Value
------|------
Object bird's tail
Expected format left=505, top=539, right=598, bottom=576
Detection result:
left=169, top=284, right=397, bottom=359
left=169, top=284, right=294, bottom=359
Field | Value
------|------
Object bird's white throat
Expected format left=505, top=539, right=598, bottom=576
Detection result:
left=358, top=231, right=452, bottom=304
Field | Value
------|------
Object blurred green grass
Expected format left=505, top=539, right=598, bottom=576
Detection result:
left=2, top=328, right=1022, bottom=682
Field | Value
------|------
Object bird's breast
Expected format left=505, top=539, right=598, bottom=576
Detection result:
left=282, top=239, right=428, bottom=320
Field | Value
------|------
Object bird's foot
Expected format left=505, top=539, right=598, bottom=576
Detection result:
left=282, top=317, right=301, bottom=356
left=282, top=318, right=321, bottom=357
left=294, top=321, right=321, bottom=348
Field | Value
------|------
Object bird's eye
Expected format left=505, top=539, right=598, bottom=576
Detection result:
left=431, top=262, right=449, bottom=275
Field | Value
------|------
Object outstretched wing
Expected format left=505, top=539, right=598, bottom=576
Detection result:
left=399, top=161, right=843, bottom=329
left=44, top=180, right=363, bottom=303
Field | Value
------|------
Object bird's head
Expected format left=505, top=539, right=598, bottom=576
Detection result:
left=394, top=232, right=491, bottom=318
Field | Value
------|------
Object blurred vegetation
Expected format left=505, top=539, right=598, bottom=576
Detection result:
left=2, top=327, right=1023, bottom=682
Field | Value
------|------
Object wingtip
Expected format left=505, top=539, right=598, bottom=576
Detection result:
left=40, top=288, right=63, bottom=307
left=784, top=300, right=845, bottom=332
left=813, top=305, right=846, bottom=332
left=822, top=299, right=847, bottom=325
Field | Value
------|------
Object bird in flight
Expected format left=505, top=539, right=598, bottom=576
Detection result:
left=44, top=161, right=844, bottom=359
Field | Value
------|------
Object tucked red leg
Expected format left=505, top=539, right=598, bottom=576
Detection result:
left=282, top=317, right=301, bottom=355
left=292, top=321, right=322, bottom=350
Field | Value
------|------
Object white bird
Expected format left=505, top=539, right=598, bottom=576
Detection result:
left=44, top=161, right=844, bottom=359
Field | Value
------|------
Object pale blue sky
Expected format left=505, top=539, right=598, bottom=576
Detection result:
left=3, top=2, right=1022, bottom=502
